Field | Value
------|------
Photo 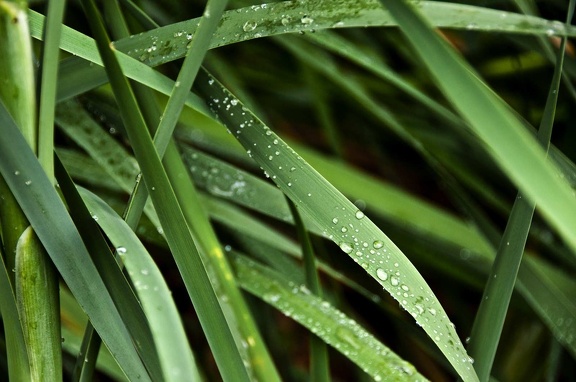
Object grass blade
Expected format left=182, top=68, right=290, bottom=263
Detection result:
left=79, top=187, right=201, bottom=382
left=195, top=69, right=478, bottom=381
left=232, top=251, right=427, bottom=381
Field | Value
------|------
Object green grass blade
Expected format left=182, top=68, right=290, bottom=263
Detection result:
left=195, top=69, right=478, bottom=381
left=0, top=99, right=150, bottom=382
left=467, top=13, right=568, bottom=380
left=37, top=0, right=66, bottom=183
left=287, top=199, right=330, bottom=381
left=79, top=187, right=201, bottom=382
left=232, top=252, right=427, bottom=381
left=15, top=227, right=61, bottom=381
left=0, top=1, right=36, bottom=146
left=378, top=0, right=576, bottom=257
left=28, top=2, right=576, bottom=103
left=77, top=0, right=251, bottom=379
left=0, top=245, right=31, bottom=381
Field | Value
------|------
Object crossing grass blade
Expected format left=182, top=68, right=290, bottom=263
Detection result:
left=379, top=0, right=576, bottom=256
left=78, top=188, right=202, bottom=382
left=195, top=69, right=479, bottom=381
left=231, top=251, right=428, bottom=381
left=77, top=0, right=252, bottom=378
left=0, top=95, right=150, bottom=382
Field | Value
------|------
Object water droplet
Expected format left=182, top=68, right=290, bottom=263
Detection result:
left=428, top=308, right=437, bottom=316
left=339, top=242, right=353, bottom=254
left=116, top=247, right=127, bottom=254
left=373, top=240, right=383, bottom=249
left=301, top=16, right=314, bottom=24
left=24, top=180, right=32, bottom=186
left=355, top=210, right=364, bottom=219
left=390, top=276, right=399, bottom=286
left=140, top=269, right=149, bottom=276
left=243, top=21, right=258, bottom=32
left=376, top=268, right=388, bottom=281
left=14, top=170, right=20, bottom=175
left=332, top=218, right=339, bottom=224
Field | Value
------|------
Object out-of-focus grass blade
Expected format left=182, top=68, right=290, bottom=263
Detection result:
left=59, top=288, right=128, bottom=381
left=0, top=100, right=150, bottom=381
left=78, top=0, right=250, bottom=378
left=379, top=0, right=576, bottom=256
left=518, top=259, right=576, bottom=359
left=79, top=187, right=201, bottom=382
left=232, top=251, right=427, bottom=381
left=195, top=69, right=478, bottom=381
left=55, top=99, right=160, bottom=226
left=0, top=245, right=30, bottom=381
left=287, top=199, right=330, bottom=381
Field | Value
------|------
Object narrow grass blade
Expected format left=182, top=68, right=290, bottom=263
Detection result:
left=232, top=252, right=427, bottom=381
left=195, top=69, right=478, bottom=381
left=77, top=0, right=250, bottom=378
left=287, top=199, right=330, bottom=381
left=467, top=12, right=569, bottom=379
left=37, top=0, right=66, bottom=182
left=0, top=99, right=150, bottom=381
left=379, top=0, right=576, bottom=256
left=79, top=187, right=201, bottom=382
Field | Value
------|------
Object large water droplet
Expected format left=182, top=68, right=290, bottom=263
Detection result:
left=339, top=242, right=353, bottom=254
left=373, top=240, right=383, bottom=249
left=355, top=210, right=364, bottom=219
left=376, top=268, right=388, bottom=281
left=243, top=21, right=258, bottom=32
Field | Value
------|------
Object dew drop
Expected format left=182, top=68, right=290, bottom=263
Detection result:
left=373, top=240, right=384, bottom=249
left=376, top=268, right=388, bottom=281
left=243, top=21, right=258, bottom=32
left=390, top=276, right=399, bottom=286
left=116, top=247, right=127, bottom=254
left=339, top=242, right=353, bottom=254
left=332, top=218, right=339, bottom=224
left=355, top=210, right=364, bottom=219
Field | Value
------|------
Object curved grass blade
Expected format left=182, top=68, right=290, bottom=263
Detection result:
left=379, top=0, right=576, bottom=257
left=195, top=69, right=478, bottom=381
left=79, top=187, right=201, bottom=382
left=232, top=251, right=428, bottom=381
left=114, top=1, right=576, bottom=68
left=28, top=2, right=576, bottom=103
left=0, top=100, right=150, bottom=381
